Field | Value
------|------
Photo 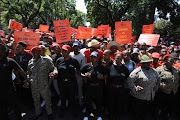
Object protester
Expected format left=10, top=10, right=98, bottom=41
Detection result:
left=81, top=51, right=107, bottom=119
left=138, top=42, right=152, bottom=59
left=14, top=41, right=33, bottom=103
left=0, top=43, right=29, bottom=119
left=83, top=39, right=103, bottom=63
left=151, top=52, right=161, bottom=68
left=70, top=42, right=86, bottom=105
left=56, top=45, right=80, bottom=114
left=122, top=50, right=136, bottom=73
left=107, top=41, right=120, bottom=61
left=128, top=54, right=161, bottom=120
left=27, top=46, right=57, bottom=120
left=108, top=52, right=129, bottom=120
left=156, top=55, right=180, bottom=120
left=3, top=18, right=180, bottom=120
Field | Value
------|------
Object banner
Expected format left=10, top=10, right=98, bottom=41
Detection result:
left=97, top=25, right=109, bottom=38
left=75, top=26, right=93, bottom=39
left=53, top=19, right=71, bottom=43
left=115, top=21, right=132, bottom=44
left=138, top=34, right=160, bottom=46
left=39, top=24, right=49, bottom=32
left=142, top=24, right=154, bottom=34
left=8, top=19, right=23, bottom=31
left=14, top=31, right=40, bottom=49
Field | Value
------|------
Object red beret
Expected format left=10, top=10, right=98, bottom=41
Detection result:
left=62, top=45, right=71, bottom=52
left=163, top=54, right=172, bottom=61
left=114, top=52, right=123, bottom=56
left=152, top=52, right=160, bottom=59
left=31, top=46, right=41, bottom=52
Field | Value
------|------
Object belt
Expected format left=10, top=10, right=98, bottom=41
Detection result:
left=63, top=79, right=70, bottom=82
left=89, top=83, right=100, bottom=86
left=112, top=84, right=123, bottom=88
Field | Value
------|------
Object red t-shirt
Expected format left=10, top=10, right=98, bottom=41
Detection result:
left=136, top=62, right=162, bottom=69
left=83, top=49, right=103, bottom=63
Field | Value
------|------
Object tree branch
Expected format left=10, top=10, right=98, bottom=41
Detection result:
left=28, top=0, right=42, bottom=23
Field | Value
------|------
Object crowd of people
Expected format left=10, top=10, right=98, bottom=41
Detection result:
left=1, top=29, right=180, bottom=120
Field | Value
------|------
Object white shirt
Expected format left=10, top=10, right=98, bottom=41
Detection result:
left=70, top=52, right=86, bottom=67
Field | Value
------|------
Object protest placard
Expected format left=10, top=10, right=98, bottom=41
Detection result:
left=138, top=34, right=160, bottom=46
left=115, top=21, right=132, bottom=44
left=39, top=24, right=49, bottom=32
left=8, top=19, right=23, bottom=31
left=14, top=31, right=40, bottom=49
left=142, top=24, right=154, bottom=34
left=53, top=19, right=71, bottom=43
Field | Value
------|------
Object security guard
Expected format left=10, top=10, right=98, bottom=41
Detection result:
left=156, top=54, right=180, bottom=120
left=128, top=54, right=161, bottom=120
left=27, top=46, right=58, bottom=120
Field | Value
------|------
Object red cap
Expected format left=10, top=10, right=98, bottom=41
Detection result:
left=62, top=45, right=71, bottom=52
left=163, top=54, right=172, bottom=61
left=152, top=52, right=160, bottom=59
left=31, top=46, right=41, bottom=52
left=114, top=52, right=123, bottom=56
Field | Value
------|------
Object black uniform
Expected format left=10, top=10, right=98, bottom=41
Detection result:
left=56, top=57, right=80, bottom=109
left=108, top=63, right=130, bottom=119
left=80, top=63, right=107, bottom=117
left=0, top=57, right=20, bottom=118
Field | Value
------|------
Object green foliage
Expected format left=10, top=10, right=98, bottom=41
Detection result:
left=154, top=19, right=180, bottom=38
left=85, top=0, right=180, bottom=37
left=0, top=0, right=45, bottom=28
left=154, top=19, right=173, bottom=35
left=0, top=0, right=86, bottom=32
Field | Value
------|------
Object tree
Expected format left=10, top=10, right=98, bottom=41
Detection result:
left=0, top=0, right=45, bottom=27
left=85, top=0, right=180, bottom=37
left=0, top=0, right=86, bottom=31
left=154, top=19, right=180, bottom=38
left=38, top=0, right=86, bottom=29
left=154, top=19, right=173, bottom=36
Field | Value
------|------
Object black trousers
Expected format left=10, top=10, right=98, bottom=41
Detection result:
left=85, top=85, right=104, bottom=117
left=156, top=90, right=178, bottom=119
left=131, top=97, right=154, bottom=120
left=58, top=80, right=77, bottom=109
left=108, top=87, right=130, bottom=116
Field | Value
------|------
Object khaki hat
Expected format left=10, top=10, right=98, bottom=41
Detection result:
left=107, top=41, right=121, bottom=50
left=140, top=54, right=153, bottom=63
left=88, top=39, right=100, bottom=47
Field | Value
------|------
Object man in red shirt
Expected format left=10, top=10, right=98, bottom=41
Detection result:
left=83, top=39, right=103, bottom=63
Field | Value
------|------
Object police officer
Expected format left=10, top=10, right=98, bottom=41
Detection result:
left=128, top=54, right=161, bottom=120
left=27, top=46, right=57, bottom=120
left=156, top=54, right=180, bottom=120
